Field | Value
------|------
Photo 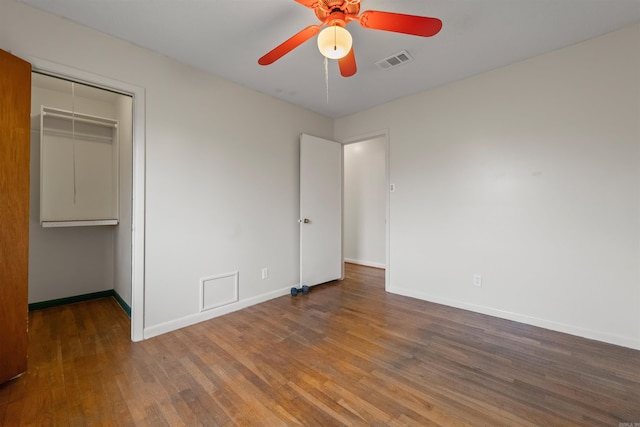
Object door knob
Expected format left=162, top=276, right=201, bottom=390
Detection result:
left=298, top=218, right=310, bottom=224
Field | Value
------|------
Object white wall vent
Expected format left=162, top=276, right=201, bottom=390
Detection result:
left=375, top=50, right=414, bottom=70
left=200, top=271, right=239, bottom=312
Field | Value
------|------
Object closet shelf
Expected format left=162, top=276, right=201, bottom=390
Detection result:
left=42, top=109, right=118, bottom=128
left=40, top=105, right=120, bottom=227
left=42, top=220, right=119, bottom=228
left=42, top=128, right=114, bottom=143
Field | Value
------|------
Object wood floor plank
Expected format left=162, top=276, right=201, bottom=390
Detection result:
left=1, top=264, right=639, bottom=425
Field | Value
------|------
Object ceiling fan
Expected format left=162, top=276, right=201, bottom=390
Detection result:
left=258, top=0, right=442, bottom=77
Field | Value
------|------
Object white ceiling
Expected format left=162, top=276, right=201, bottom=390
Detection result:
left=20, top=0, right=640, bottom=118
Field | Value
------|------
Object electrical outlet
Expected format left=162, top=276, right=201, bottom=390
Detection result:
left=473, top=274, right=482, bottom=287
left=261, top=268, right=269, bottom=280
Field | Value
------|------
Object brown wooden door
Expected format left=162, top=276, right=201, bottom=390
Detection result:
left=0, top=49, right=31, bottom=384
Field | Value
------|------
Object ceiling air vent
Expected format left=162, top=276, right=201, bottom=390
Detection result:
left=375, top=50, right=414, bottom=70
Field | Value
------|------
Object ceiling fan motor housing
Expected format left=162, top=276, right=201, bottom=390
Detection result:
left=314, top=1, right=360, bottom=23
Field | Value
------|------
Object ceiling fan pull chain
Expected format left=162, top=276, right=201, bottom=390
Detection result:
left=324, top=56, right=329, bottom=104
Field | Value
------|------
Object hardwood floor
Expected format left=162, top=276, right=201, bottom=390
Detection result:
left=1, top=263, right=639, bottom=426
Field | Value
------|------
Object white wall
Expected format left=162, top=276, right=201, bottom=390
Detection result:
left=28, top=85, right=117, bottom=303
left=343, top=137, right=386, bottom=268
left=8, top=0, right=638, bottom=348
left=335, top=24, right=640, bottom=349
left=1, top=0, right=332, bottom=335
left=114, top=95, right=133, bottom=307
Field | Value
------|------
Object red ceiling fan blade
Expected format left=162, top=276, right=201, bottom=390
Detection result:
left=338, top=48, right=357, bottom=77
left=258, top=25, right=322, bottom=65
left=359, top=11, right=442, bottom=37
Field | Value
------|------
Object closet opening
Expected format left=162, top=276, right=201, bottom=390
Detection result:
left=29, top=72, right=134, bottom=321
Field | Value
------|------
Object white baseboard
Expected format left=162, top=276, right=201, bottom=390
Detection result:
left=143, top=285, right=296, bottom=339
left=387, top=285, right=640, bottom=351
left=344, top=258, right=386, bottom=269
left=144, top=281, right=639, bottom=350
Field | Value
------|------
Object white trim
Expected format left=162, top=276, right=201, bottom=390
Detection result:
left=388, top=285, right=640, bottom=351
left=144, top=285, right=297, bottom=339
left=344, top=258, right=386, bottom=269
left=22, top=55, right=146, bottom=342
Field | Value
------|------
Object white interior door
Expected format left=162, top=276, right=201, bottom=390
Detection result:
left=300, top=134, right=342, bottom=287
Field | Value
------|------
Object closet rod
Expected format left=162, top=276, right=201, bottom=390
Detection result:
left=43, top=111, right=118, bottom=128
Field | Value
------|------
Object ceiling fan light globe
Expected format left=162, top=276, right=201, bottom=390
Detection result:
left=317, top=26, right=352, bottom=59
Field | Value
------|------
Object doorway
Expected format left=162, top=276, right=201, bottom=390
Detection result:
left=25, top=56, right=146, bottom=341
left=343, top=132, right=389, bottom=285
